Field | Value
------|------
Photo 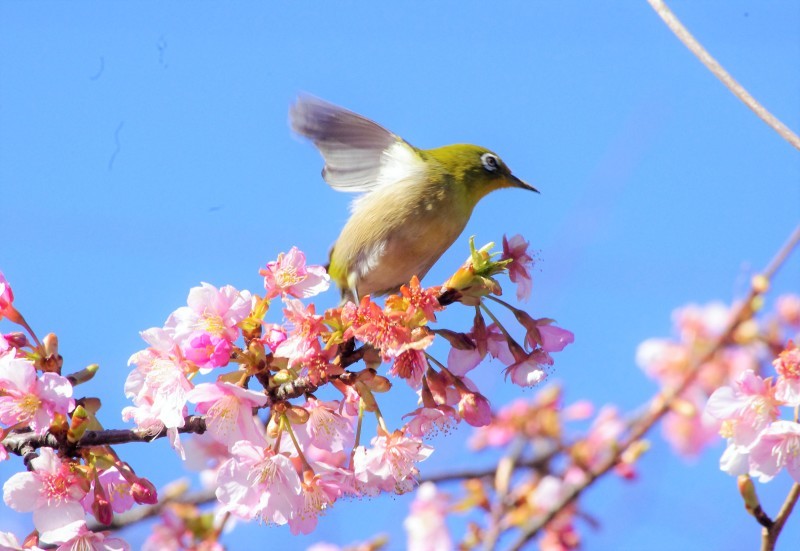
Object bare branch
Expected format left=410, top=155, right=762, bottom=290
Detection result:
left=646, top=0, right=800, bottom=151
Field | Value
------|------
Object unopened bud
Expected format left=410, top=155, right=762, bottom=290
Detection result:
left=458, top=391, right=492, bottom=427
left=443, top=265, right=476, bottom=292
left=355, top=382, right=378, bottom=412
left=669, top=397, right=697, bottom=417
left=266, top=411, right=284, bottom=438
left=434, top=329, right=476, bottom=351
left=285, top=406, right=310, bottom=425
left=272, top=369, right=296, bottom=384
left=132, top=477, right=158, bottom=505
left=67, top=406, right=91, bottom=443
left=92, top=492, right=114, bottom=526
left=42, top=333, right=59, bottom=357
left=364, top=374, right=392, bottom=393
left=733, top=319, right=759, bottom=344
left=751, top=274, right=769, bottom=295
left=3, top=332, right=27, bottom=349
left=67, top=363, right=100, bottom=386
left=22, top=531, right=40, bottom=549
left=620, top=439, right=650, bottom=465
left=737, top=475, right=759, bottom=513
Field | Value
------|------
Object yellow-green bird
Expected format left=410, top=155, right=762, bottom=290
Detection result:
left=290, top=96, right=538, bottom=302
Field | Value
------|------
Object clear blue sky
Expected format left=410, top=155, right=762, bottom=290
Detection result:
left=1, top=2, right=798, bottom=549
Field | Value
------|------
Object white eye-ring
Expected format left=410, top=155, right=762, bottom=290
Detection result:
left=481, top=152, right=499, bottom=172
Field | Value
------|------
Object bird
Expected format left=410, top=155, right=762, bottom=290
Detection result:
left=289, top=95, right=538, bottom=302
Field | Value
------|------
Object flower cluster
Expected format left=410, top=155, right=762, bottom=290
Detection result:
left=636, top=301, right=762, bottom=456
left=446, top=386, right=639, bottom=551
left=1, top=236, right=572, bottom=547
left=705, top=338, right=800, bottom=483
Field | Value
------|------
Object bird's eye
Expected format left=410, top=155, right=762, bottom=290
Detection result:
left=481, top=153, right=499, bottom=172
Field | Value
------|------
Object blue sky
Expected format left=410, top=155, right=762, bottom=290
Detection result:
left=1, top=2, right=799, bottom=549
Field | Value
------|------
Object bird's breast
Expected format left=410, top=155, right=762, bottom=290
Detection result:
left=330, top=177, right=473, bottom=297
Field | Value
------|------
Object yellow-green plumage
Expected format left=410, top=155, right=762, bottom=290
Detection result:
left=290, top=96, right=537, bottom=301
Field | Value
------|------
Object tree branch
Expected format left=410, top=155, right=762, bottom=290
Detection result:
left=646, top=0, right=800, bottom=151
left=508, top=224, right=800, bottom=550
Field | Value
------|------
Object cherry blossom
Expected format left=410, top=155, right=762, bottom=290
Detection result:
left=501, top=234, right=535, bottom=301
left=55, top=524, right=130, bottom=551
left=261, top=247, right=330, bottom=300
left=774, top=340, right=800, bottom=406
left=0, top=271, right=14, bottom=319
left=187, top=382, right=268, bottom=447
left=353, top=430, right=433, bottom=495
left=216, top=441, right=303, bottom=525
left=3, top=447, right=87, bottom=544
left=164, top=283, right=252, bottom=345
left=404, top=482, right=451, bottom=551
left=294, top=398, right=354, bottom=454
left=749, top=420, right=800, bottom=483
left=0, top=351, right=74, bottom=435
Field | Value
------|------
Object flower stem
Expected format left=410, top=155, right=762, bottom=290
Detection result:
left=282, top=414, right=313, bottom=472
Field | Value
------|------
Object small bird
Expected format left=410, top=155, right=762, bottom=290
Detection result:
left=290, top=96, right=538, bottom=302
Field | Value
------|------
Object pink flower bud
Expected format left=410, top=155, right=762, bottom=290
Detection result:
left=0, top=271, right=14, bottom=315
left=92, top=492, right=114, bottom=526
left=458, top=391, right=492, bottom=427
left=132, top=478, right=158, bottom=504
left=2, top=332, right=27, bottom=349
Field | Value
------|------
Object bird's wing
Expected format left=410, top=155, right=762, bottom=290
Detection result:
left=289, top=95, right=424, bottom=193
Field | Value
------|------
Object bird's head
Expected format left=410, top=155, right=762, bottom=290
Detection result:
left=422, top=144, right=538, bottom=204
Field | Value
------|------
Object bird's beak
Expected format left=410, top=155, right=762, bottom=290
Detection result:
left=509, top=174, right=539, bottom=193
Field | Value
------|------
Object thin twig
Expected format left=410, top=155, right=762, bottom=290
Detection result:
left=762, top=483, right=800, bottom=551
left=509, top=225, right=800, bottom=550
left=646, top=0, right=800, bottom=151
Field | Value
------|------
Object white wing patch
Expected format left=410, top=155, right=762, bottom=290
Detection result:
left=350, top=141, right=426, bottom=213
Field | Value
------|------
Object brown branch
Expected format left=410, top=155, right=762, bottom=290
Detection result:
left=646, top=0, right=800, bottom=151
left=762, top=483, right=800, bottom=551
left=508, top=224, right=800, bottom=550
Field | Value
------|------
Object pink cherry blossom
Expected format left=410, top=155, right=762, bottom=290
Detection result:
left=275, top=299, right=326, bottom=368
left=0, top=531, right=33, bottom=550
left=183, top=331, right=232, bottom=371
left=673, top=302, right=730, bottom=342
left=660, top=389, right=719, bottom=457
left=404, top=482, right=451, bottom=551
left=403, top=405, right=458, bottom=438
left=576, top=406, right=628, bottom=474
left=390, top=349, right=427, bottom=388
left=0, top=351, right=74, bottom=435
left=705, top=370, right=780, bottom=448
left=3, top=447, right=87, bottom=544
left=123, top=343, right=193, bottom=435
left=295, top=398, right=354, bottom=454
left=774, top=341, right=800, bottom=406
left=749, top=420, right=800, bottom=483
left=216, top=441, right=303, bottom=525
left=353, top=430, right=433, bottom=495
left=288, top=470, right=349, bottom=535
left=260, top=247, right=330, bottom=300
left=504, top=346, right=551, bottom=388
left=55, top=524, right=130, bottom=551
left=775, top=294, right=800, bottom=327
left=705, top=370, right=781, bottom=476
left=164, top=283, right=252, bottom=345
left=0, top=271, right=14, bottom=318
left=187, top=382, right=268, bottom=447
left=539, top=325, right=575, bottom=353
left=261, top=323, right=288, bottom=352
left=81, top=467, right=134, bottom=517
left=447, top=323, right=513, bottom=376
left=457, top=390, right=492, bottom=427
left=501, top=234, right=534, bottom=301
